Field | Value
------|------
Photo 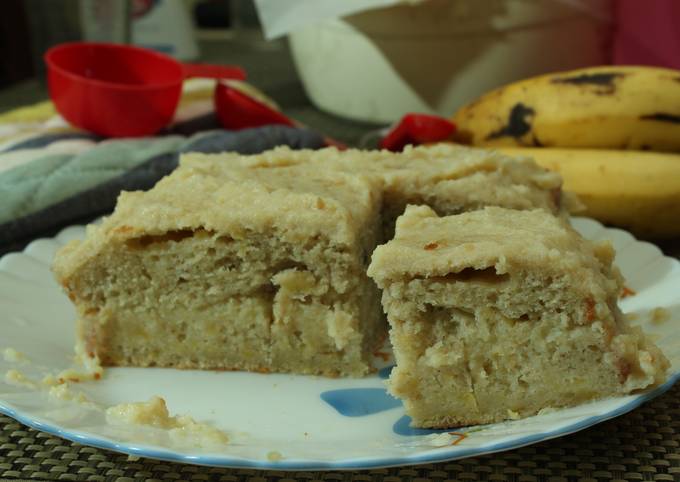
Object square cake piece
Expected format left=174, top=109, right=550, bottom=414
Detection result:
left=53, top=162, right=385, bottom=377
left=367, top=205, right=668, bottom=427
left=182, top=143, right=573, bottom=239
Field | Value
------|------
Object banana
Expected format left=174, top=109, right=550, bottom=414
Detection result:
left=495, top=147, right=680, bottom=239
left=454, top=66, right=680, bottom=152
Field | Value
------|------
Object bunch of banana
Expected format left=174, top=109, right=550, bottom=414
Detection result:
left=496, top=147, right=680, bottom=239
left=452, top=66, right=680, bottom=238
left=453, top=65, right=680, bottom=151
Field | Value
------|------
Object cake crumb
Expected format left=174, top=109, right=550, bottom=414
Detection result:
left=55, top=367, right=101, bottom=384
left=4, top=369, right=38, bottom=389
left=105, top=396, right=180, bottom=428
left=267, top=451, right=283, bottom=461
left=4, top=368, right=98, bottom=410
left=48, top=383, right=98, bottom=409
left=56, top=344, right=104, bottom=383
left=169, top=418, right=230, bottom=447
left=41, top=375, right=60, bottom=387
left=506, top=409, right=521, bottom=420
left=106, top=396, right=229, bottom=447
left=650, top=307, right=670, bottom=325
left=625, top=312, right=639, bottom=322
left=621, top=286, right=636, bottom=298
left=2, top=348, right=27, bottom=363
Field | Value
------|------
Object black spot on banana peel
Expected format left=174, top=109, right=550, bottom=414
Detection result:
left=640, top=113, right=680, bottom=124
left=551, top=72, right=626, bottom=95
left=486, top=103, right=535, bottom=141
left=552, top=71, right=624, bottom=86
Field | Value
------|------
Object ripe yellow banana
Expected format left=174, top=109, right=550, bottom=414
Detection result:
left=454, top=66, right=680, bottom=152
left=496, top=147, right=680, bottom=239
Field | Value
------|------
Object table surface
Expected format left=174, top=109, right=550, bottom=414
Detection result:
left=0, top=35, right=679, bottom=482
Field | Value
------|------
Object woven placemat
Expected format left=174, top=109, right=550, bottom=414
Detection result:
left=0, top=383, right=678, bottom=482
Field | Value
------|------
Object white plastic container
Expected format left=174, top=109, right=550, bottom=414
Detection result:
left=131, top=0, right=199, bottom=61
left=289, top=0, right=613, bottom=123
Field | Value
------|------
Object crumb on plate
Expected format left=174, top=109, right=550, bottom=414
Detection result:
left=4, top=369, right=37, bottom=389
left=650, top=307, right=670, bottom=325
left=106, top=396, right=229, bottom=447
left=2, top=348, right=27, bottom=363
left=266, top=451, right=283, bottom=461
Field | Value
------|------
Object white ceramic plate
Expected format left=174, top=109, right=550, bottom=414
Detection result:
left=0, top=218, right=678, bottom=470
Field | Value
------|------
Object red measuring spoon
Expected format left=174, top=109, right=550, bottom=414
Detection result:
left=45, top=42, right=246, bottom=137
left=214, top=80, right=295, bottom=130
left=380, top=113, right=456, bottom=152
left=214, top=80, right=347, bottom=149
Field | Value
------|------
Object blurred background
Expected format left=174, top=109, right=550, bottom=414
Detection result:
left=0, top=0, right=336, bottom=133
left=0, top=0, right=277, bottom=106
left=1, top=0, right=679, bottom=144
left=0, top=0, right=679, bottom=251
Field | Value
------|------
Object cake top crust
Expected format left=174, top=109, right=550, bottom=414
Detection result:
left=182, top=143, right=563, bottom=193
left=182, top=144, right=570, bottom=217
left=53, top=163, right=382, bottom=281
left=367, top=205, right=619, bottom=294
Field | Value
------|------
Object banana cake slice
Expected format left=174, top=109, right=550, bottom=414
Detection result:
left=53, top=163, right=384, bottom=377
left=367, top=205, right=668, bottom=427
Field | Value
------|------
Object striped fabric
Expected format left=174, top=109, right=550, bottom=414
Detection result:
left=0, top=80, right=325, bottom=254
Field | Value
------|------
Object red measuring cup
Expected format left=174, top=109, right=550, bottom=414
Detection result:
left=44, top=42, right=246, bottom=137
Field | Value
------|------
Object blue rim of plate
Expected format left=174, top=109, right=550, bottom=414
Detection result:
left=1, top=372, right=678, bottom=471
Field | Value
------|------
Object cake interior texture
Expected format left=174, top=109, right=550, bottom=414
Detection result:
left=367, top=205, right=669, bottom=427
left=53, top=144, right=571, bottom=378
left=53, top=163, right=384, bottom=377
